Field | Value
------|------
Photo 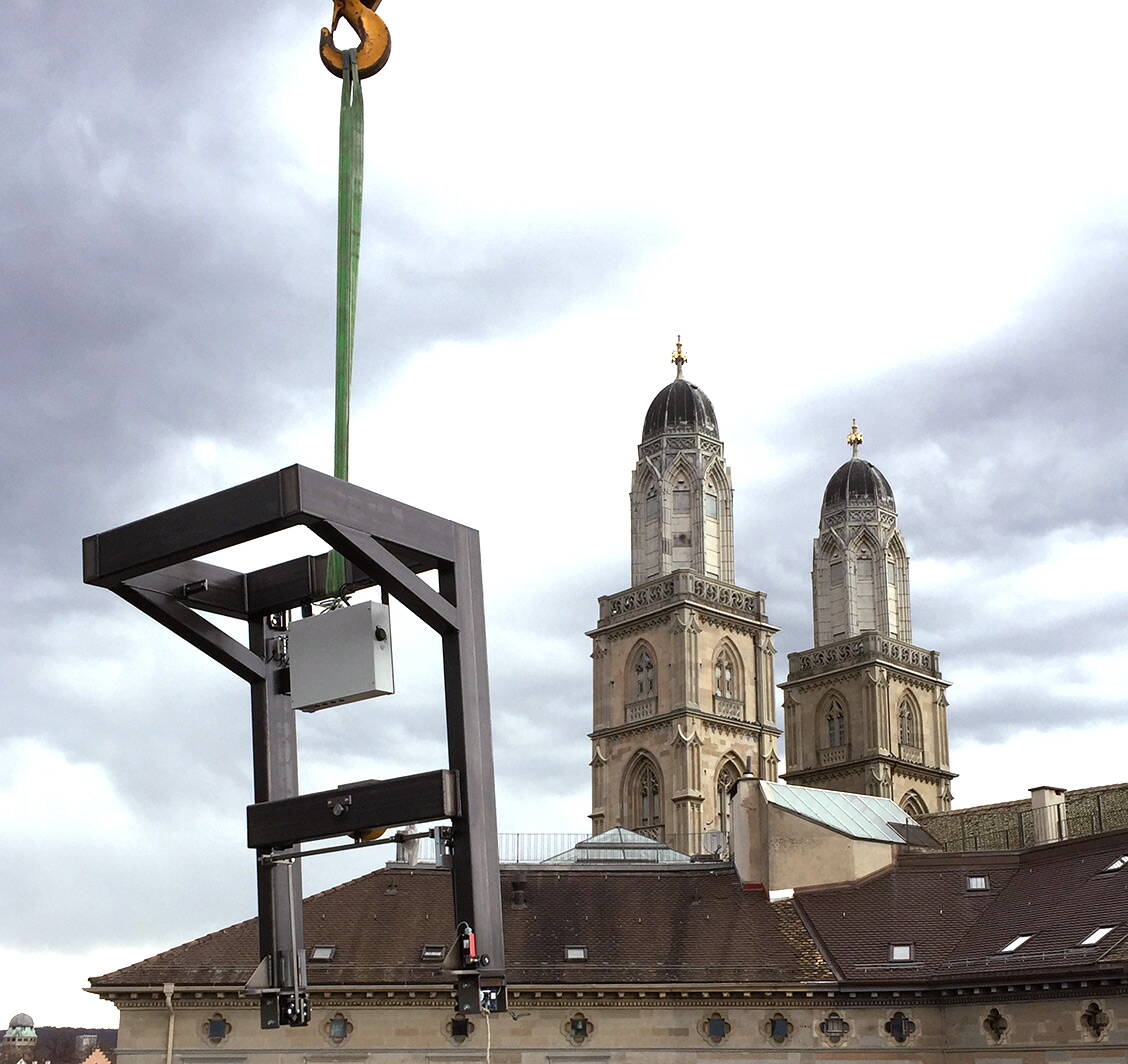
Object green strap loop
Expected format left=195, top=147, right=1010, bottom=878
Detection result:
left=327, top=49, right=364, bottom=599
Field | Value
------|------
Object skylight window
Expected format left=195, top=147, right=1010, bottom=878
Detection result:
left=309, top=945, right=336, bottom=962
left=564, top=945, right=588, bottom=961
left=420, top=945, right=446, bottom=961
left=967, top=874, right=990, bottom=891
left=1102, top=855, right=1128, bottom=873
left=1080, top=926, right=1116, bottom=946
left=1000, top=934, right=1033, bottom=953
left=889, top=943, right=914, bottom=962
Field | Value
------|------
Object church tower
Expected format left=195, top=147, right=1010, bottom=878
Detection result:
left=588, top=341, right=781, bottom=847
left=781, top=422, right=955, bottom=814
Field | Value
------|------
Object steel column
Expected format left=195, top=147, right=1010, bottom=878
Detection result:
left=248, top=613, right=307, bottom=1028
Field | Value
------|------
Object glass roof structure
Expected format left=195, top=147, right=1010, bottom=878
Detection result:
left=542, top=827, right=695, bottom=864
left=759, top=780, right=928, bottom=843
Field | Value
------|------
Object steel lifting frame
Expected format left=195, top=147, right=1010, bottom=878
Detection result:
left=83, top=465, right=507, bottom=1027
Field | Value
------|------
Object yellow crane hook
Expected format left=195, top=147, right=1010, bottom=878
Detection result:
left=320, top=0, right=391, bottom=79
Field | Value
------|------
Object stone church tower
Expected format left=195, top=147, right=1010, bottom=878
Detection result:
left=588, top=343, right=781, bottom=846
left=781, top=422, right=955, bottom=814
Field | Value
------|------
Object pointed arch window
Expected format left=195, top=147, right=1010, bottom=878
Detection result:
left=711, top=646, right=744, bottom=719
left=900, top=791, right=929, bottom=818
left=629, top=758, right=664, bottom=837
left=826, top=699, right=848, bottom=748
left=626, top=644, right=658, bottom=722
left=898, top=697, right=921, bottom=750
left=714, top=650, right=735, bottom=699
left=635, top=650, right=656, bottom=700
left=715, top=762, right=740, bottom=834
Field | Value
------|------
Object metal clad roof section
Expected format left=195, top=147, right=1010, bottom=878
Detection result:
left=760, top=780, right=915, bottom=843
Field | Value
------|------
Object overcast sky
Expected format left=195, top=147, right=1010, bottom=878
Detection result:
left=4, top=0, right=1128, bottom=1029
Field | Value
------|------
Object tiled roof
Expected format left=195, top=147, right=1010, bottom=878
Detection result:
left=795, top=829, right=1128, bottom=984
left=91, top=866, right=832, bottom=988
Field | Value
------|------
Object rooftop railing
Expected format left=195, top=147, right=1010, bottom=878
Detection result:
left=392, top=831, right=731, bottom=865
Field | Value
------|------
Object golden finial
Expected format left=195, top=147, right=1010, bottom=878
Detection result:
left=846, top=418, right=863, bottom=458
left=671, top=334, right=687, bottom=378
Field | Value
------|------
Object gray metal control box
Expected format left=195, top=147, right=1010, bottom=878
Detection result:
left=288, top=600, right=394, bottom=712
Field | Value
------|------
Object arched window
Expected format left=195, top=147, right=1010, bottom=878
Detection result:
left=628, top=758, right=664, bottom=837
left=634, top=650, right=655, bottom=700
left=711, top=645, right=743, bottom=719
left=714, top=650, right=735, bottom=699
left=898, top=697, right=920, bottom=747
left=825, top=699, right=848, bottom=748
left=715, top=761, right=740, bottom=834
left=900, top=791, right=929, bottom=818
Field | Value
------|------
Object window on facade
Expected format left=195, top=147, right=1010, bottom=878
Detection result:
left=705, top=492, right=718, bottom=518
left=898, top=699, right=919, bottom=745
left=716, top=764, right=737, bottom=834
left=885, top=1011, right=916, bottom=1043
left=1080, top=926, right=1116, bottom=946
left=819, top=1012, right=849, bottom=1044
left=564, top=945, right=588, bottom=960
left=673, top=489, right=690, bottom=513
left=645, top=489, right=658, bottom=520
left=309, top=944, right=336, bottom=961
left=1102, top=854, right=1128, bottom=872
left=327, top=1015, right=352, bottom=1044
left=713, top=650, right=736, bottom=699
left=889, top=943, right=914, bottom=962
left=826, top=701, right=847, bottom=747
left=635, top=763, right=662, bottom=830
left=1000, top=933, right=1033, bottom=953
left=766, top=1013, right=793, bottom=1043
left=634, top=650, right=655, bottom=699
left=830, top=559, right=844, bottom=586
left=966, top=874, right=990, bottom=891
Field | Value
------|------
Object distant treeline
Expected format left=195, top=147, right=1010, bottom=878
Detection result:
left=32, top=1029, right=117, bottom=1064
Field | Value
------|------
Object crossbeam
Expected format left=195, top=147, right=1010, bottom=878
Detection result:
left=247, top=771, right=460, bottom=850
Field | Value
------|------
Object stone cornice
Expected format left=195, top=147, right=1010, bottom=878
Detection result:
left=590, top=572, right=776, bottom=635
left=95, top=980, right=1128, bottom=1011
left=782, top=633, right=948, bottom=687
left=783, top=755, right=957, bottom=786
left=591, top=708, right=781, bottom=744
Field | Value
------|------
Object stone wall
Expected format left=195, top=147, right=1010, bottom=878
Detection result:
left=921, top=782, right=1128, bottom=851
left=112, top=989, right=1127, bottom=1063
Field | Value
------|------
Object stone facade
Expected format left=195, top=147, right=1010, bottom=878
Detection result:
left=589, top=367, right=781, bottom=843
left=109, top=990, right=1127, bottom=1062
left=782, top=433, right=954, bottom=813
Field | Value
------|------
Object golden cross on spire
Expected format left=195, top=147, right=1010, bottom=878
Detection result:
left=846, top=418, right=863, bottom=458
left=671, top=334, right=687, bottom=378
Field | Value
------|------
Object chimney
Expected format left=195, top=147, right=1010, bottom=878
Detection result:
left=1029, top=786, right=1067, bottom=844
left=729, top=767, right=767, bottom=890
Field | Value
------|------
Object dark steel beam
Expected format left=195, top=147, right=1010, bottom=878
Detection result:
left=115, top=584, right=266, bottom=682
left=124, top=561, right=248, bottom=619
left=312, top=520, right=460, bottom=634
left=440, top=524, right=507, bottom=1000
left=248, top=614, right=307, bottom=1029
left=291, top=466, right=456, bottom=567
left=247, top=770, right=460, bottom=850
left=84, top=469, right=302, bottom=587
left=83, top=466, right=460, bottom=589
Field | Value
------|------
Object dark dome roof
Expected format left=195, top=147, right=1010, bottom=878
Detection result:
left=642, top=378, right=719, bottom=441
left=822, top=458, right=896, bottom=510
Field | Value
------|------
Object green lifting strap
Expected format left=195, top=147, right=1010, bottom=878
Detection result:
left=327, top=49, right=364, bottom=599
